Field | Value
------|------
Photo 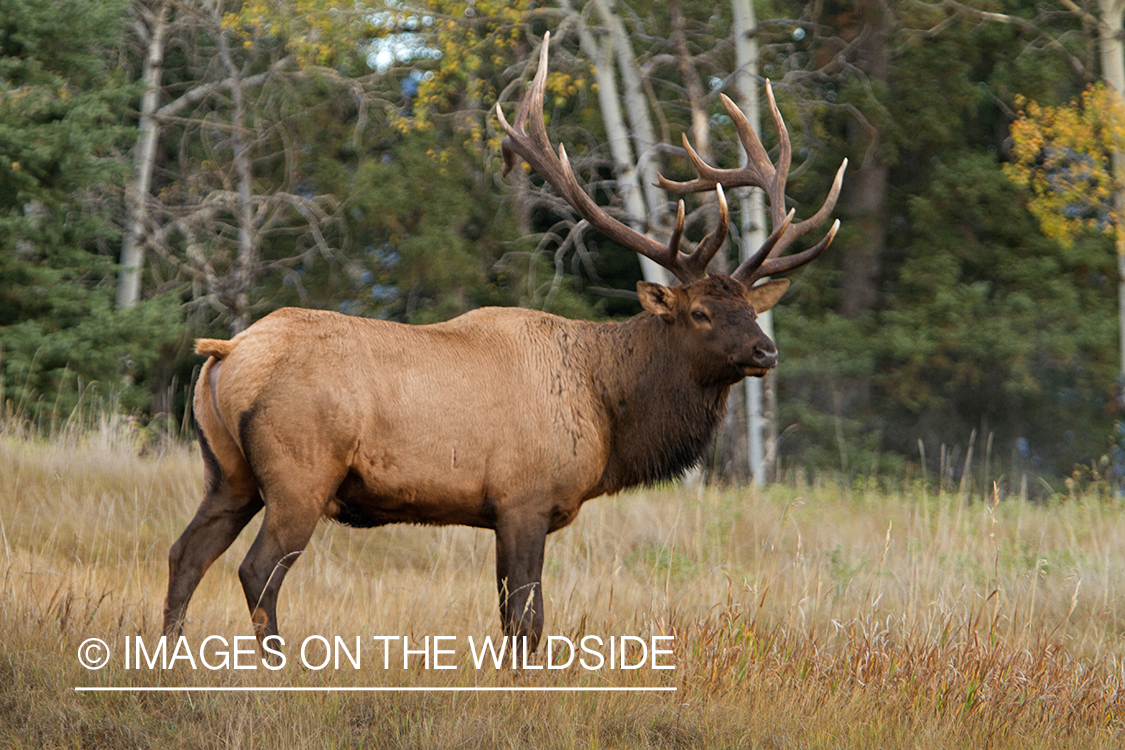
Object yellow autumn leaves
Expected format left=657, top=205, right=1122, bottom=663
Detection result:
left=222, top=0, right=360, bottom=67
left=214, top=0, right=593, bottom=162
left=1007, top=83, right=1125, bottom=251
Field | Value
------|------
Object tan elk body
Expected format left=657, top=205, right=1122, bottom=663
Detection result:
left=164, top=33, right=846, bottom=651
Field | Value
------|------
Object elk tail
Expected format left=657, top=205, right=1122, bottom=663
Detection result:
left=195, top=338, right=237, bottom=360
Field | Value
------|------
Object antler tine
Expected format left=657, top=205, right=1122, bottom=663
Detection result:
left=743, top=219, right=840, bottom=285
left=497, top=31, right=726, bottom=285
left=731, top=153, right=847, bottom=287
left=655, top=134, right=735, bottom=194
left=685, top=184, right=729, bottom=272
left=658, top=92, right=779, bottom=197
left=764, top=82, right=791, bottom=209
left=732, top=208, right=794, bottom=280
left=499, top=35, right=553, bottom=179
left=668, top=199, right=686, bottom=270
left=784, top=157, right=848, bottom=246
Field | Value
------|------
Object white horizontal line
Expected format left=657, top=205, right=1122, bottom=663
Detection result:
left=75, top=686, right=675, bottom=693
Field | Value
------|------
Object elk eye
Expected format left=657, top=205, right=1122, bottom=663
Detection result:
left=691, top=309, right=709, bottom=323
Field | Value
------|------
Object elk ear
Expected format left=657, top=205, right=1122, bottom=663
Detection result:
left=637, top=281, right=681, bottom=321
left=745, top=278, right=790, bottom=313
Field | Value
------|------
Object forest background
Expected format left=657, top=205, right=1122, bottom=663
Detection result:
left=3, top=0, right=1122, bottom=492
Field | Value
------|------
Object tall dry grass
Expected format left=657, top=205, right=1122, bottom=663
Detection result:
left=1, top=421, right=1124, bottom=748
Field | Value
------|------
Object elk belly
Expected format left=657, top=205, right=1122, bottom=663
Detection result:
left=323, top=461, right=496, bottom=530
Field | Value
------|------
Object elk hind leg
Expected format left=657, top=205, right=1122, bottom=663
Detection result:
left=237, top=482, right=330, bottom=650
left=164, top=433, right=262, bottom=636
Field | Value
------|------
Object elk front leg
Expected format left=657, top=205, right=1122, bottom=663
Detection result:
left=494, top=510, right=549, bottom=652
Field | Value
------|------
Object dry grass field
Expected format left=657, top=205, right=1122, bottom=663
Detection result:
left=2, top=418, right=1124, bottom=748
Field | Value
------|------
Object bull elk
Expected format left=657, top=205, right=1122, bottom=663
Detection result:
left=163, top=33, right=846, bottom=652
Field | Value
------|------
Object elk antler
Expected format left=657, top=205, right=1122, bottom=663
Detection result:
left=659, top=83, right=847, bottom=286
left=496, top=32, right=728, bottom=285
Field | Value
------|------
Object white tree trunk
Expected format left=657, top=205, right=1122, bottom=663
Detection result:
left=1099, top=0, right=1125, bottom=385
left=592, top=0, right=668, bottom=224
left=731, top=0, right=774, bottom=484
left=116, top=2, right=169, bottom=310
left=562, top=2, right=672, bottom=284
left=214, top=7, right=257, bottom=334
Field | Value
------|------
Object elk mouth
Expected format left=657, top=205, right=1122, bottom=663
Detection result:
left=736, top=349, right=778, bottom=377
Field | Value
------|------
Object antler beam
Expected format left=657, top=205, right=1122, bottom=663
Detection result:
left=496, top=32, right=727, bottom=285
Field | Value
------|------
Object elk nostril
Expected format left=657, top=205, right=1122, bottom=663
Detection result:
left=753, top=348, right=778, bottom=368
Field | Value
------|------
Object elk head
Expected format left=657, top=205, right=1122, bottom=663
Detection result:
left=637, top=274, right=788, bottom=386
left=497, top=32, right=846, bottom=378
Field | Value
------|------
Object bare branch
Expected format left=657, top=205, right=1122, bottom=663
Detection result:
left=932, top=0, right=1090, bottom=79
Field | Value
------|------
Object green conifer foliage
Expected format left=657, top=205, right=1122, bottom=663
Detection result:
left=0, top=0, right=180, bottom=420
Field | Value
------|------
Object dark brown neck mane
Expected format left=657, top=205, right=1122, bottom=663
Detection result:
left=586, top=312, right=733, bottom=496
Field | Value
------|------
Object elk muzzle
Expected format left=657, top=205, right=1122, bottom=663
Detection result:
left=739, top=337, right=778, bottom=377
